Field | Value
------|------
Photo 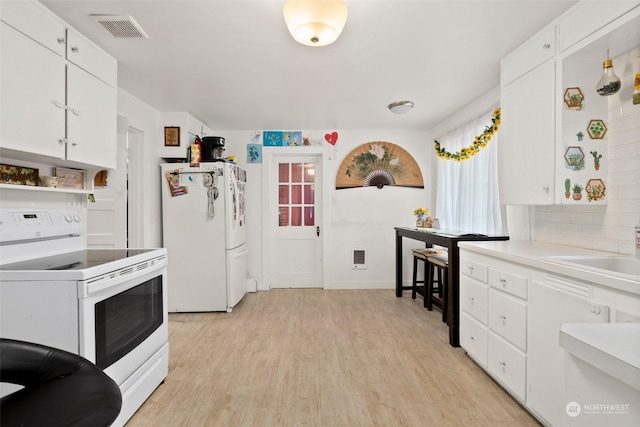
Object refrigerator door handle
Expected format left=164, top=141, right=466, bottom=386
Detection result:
left=316, top=226, right=320, bottom=237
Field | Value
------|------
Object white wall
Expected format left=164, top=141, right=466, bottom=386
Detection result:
left=533, top=49, right=640, bottom=255
left=117, top=88, right=163, bottom=248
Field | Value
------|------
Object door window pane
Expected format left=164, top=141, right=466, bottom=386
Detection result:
left=279, top=207, right=289, bottom=226
left=291, top=207, right=302, bottom=226
left=279, top=185, right=289, bottom=204
left=304, top=207, right=315, bottom=226
left=291, top=185, right=302, bottom=204
left=279, top=163, right=289, bottom=182
left=304, top=163, right=315, bottom=182
left=291, top=163, right=302, bottom=182
left=304, top=185, right=314, bottom=204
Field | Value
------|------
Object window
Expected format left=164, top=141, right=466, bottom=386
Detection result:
left=278, top=162, right=315, bottom=227
left=435, top=110, right=505, bottom=235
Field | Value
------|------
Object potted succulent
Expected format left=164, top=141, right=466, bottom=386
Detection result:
left=572, top=183, right=583, bottom=200
left=576, top=131, right=584, bottom=141
left=564, top=178, right=571, bottom=199
left=567, top=153, right=585, bottom=171
left=590, top=151, right=602, bottom=170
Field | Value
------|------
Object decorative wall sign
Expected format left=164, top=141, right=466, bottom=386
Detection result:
left=247, top=144, right=262, bottom=163
left=336, top=141, right=424, bottom=189
left=564, top=146, right=585, bottom=171
left=284, top=131, right=302, bottom=146
left=563, top=87, right=584, bottom=111
left=164, top=126, right=180, bottom=146
left=53, top=167, right=86, bottom=189
left=325, top=132, right=339, bottom=145
left=263, top=131, right=283, bottom=146
left=0, top=163, right=38, bottom=186
left=587, top=119, right=607, bottom=139
left=586, top=179, right=606, bottom=201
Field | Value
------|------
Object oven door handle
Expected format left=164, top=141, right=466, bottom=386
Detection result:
left=81, top=260, right=167, bottom=298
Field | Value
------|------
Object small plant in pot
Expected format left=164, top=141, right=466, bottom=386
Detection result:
left=572, top=183, right=583, bottom=200
left=564, top=178, right=571, bottom=199
left=590, top=150, right=602, bottom=170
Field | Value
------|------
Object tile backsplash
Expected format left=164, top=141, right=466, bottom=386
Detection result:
left=534, top=48, right=640, bottom=255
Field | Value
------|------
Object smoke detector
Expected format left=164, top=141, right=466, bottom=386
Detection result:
left=90, top=15, right=150, bottom=38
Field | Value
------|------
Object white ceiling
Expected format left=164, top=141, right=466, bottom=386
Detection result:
left=40, top=0, right=577, bottom=131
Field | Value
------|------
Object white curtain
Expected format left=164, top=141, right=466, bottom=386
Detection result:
left=435, top=109, right=505, bottom=235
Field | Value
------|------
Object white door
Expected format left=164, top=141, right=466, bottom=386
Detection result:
left=267, top=154, right=323, bottom=288
left=87, top=133, right=127, bottom=248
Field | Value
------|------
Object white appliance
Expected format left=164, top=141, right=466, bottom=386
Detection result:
left=160, top=162, right=247, bottom=312
left=0, top=208, right=169, bottom=427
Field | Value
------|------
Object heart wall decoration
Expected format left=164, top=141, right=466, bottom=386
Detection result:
left=325, top=132, right=338, bottom=145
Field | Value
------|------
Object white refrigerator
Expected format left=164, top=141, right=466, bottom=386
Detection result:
left=160, top=162, right=247, bottom=312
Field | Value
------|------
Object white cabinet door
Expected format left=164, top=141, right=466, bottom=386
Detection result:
left=0, top=23, right=65, bottom=158
left=66, top=65, right=117, bottom=169
left=499, top=60, right=556, bottom=205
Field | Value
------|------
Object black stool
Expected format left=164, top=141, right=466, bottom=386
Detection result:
left=0, top=338, right=122, bottom=427
left=426, top=254, right=449, bottom=322
left=411, top=249, right=428, bottom=300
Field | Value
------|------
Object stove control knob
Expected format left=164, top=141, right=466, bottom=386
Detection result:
left=65, top=214, right=74, bottom=223
left=73, top=214, right=81, bottom=222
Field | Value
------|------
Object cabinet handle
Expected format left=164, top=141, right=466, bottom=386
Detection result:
left=71, top=46, right=79, bottom=53
left=469, top=297, right=475, bottom=304
left=499, top=315, right=507, bottom=323
left=543, top=43, right=551, bottom=49
left=69, top=108, right=80, bottom=116
left=468, top=266, right=474, bottom=274
left=57, top=37, right=65, bottom=44
left=52, top=100, right=65, bottom=109
left=71, top=142, right=78, bottom=147
left=500, top=278, right=507, bottom=287
left=500, top=362, right=507, bottom=369
left=58, top=138, right=67, bottom=145
left=469, top=336, right=475, bottom=341
left=543, top=187, right=550, bottom=193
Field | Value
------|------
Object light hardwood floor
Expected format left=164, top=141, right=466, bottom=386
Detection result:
left=127, top=289, right=540, bottom=426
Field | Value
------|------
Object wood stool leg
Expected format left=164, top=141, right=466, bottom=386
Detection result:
left=425, top=262, right=434, bottom=310
left=441, top=268, right=448, bottom=322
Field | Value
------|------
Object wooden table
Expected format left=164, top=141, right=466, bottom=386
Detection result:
left=395, top=227, right=509, bottom=347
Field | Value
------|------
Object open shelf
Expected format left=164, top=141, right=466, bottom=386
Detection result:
left=0, top=183, right=91, bottom=195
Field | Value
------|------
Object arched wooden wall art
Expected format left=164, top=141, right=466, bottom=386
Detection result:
left=336, top=141, right=424, bottom=189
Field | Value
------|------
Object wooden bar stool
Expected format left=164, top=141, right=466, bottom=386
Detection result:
left=425, top=253, right=449, bottom=322
left=411, top=249, right=428, bottom=300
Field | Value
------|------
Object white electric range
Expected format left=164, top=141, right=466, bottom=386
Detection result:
left=0, top=208, right=169, bottom=427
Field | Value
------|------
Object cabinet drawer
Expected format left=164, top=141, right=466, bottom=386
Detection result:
left=460, top=312, right=487, bottom=367
left=488, top=331, right=526, bottom=401
left=66, top=28, right=117, bottom=87
left=489, top=268, right=527, bottom=300
left=501, top=24, right=555, bottom=85
left=558, top=1, right=640, bottom=52
left=489, top=289, right=527, bottom=351
left=0, top=0, right=65, bottom=56
left=460, top=275, right=488, bottom=324
left=460, top=258, right=488, bottom=283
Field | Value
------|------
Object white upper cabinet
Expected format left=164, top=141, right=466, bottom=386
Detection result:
left=557, top=1, right=640, bottom=52
left=0, top=0, right=117, bottom=170
left=498, top=0, right=640, bottom=205
left=0, top=22, right=66, bottom=159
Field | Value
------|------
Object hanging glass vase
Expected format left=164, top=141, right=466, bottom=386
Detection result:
left=595, top=58, right=621, bottom=96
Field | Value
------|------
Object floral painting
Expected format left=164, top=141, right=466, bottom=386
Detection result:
left=336, top=141, right=423, bottom=189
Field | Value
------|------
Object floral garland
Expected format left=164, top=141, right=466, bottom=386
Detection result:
left=434, top=108, right=501, bottom=161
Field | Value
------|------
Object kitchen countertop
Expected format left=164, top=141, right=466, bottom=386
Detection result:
left=457, top=240, right=640, bottom=295
left=560, top=323, right=640, bottom=391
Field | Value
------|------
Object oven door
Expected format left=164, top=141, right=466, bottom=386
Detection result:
left=79, top=259, right=168, bottom=386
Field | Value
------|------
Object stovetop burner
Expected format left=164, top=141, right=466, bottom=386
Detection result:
left=0, top=249, right=159, bottom=271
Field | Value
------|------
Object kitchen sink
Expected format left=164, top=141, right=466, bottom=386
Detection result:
left=544, top=256, right=640, bottom=277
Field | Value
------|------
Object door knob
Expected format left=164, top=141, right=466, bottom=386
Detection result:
left=316, top=226, right=320, bottom=237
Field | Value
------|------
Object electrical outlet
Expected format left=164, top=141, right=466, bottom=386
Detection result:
left=66, top=194, right=83, bottom=212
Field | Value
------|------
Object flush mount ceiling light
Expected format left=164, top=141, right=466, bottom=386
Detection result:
left=388, top=100, right=414, bottom=114
left=283, top=0, right=348, bottom=47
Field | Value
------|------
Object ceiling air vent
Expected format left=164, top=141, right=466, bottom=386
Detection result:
left=90, top=15, right=150, bottom=39
left=352, top=248, right=366, bottom=270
